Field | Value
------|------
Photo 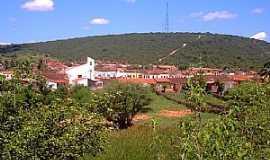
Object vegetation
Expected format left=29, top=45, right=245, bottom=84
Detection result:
left=184, top=75, right=207, bottom=110
left=0, top=66, right=107, bottom=160
left=1, top=32, right=270, bottom=69
left=173, top=82, right=270, bottom=159
left=259, top=61, right=270, bottom=82
left=1, top=59, right=270, bottom=159
left=100, top=82, right=151, bottom=129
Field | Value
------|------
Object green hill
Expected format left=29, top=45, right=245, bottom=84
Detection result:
left=1, top=32, right=270, bottom=69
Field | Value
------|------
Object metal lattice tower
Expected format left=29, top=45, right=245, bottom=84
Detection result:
left=164, top=2, right=169, bottom=33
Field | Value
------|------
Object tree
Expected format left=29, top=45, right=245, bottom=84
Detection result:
left=0, top=65, right=107, bottom=160
left=259, top=62, right=270, bottom=82
left=102, top=82, right=151, bottom=129
left=184, top=75, right=207, bottom=111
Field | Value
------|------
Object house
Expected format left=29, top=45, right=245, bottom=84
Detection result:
left=95, top=67, right=128, bottom=79
left=95, top=68, right=118, bottom=79
left=155, top=78, right=174, bottom=93
left=143, top=70, right=170, bottom=79
left=0, top=70, right=13, bottom=80
left=43, top=57, right=103, bottom=89
left=65, top=57, right=95, bottom=86
left=44, top=72, right=69, bottom=89
left=126, top=70, right=144, bottom=79
left=46, top=59, right=68, bottom=72
left=169, top=78, right=187, bottom=92
left=187, top=67, right=222, bottom=76
left=205, top=75, right=254, bottom=95
left=152, top=65, right=177, bottom=71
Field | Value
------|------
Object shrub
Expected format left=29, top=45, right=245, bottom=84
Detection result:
left=173, top=82, right=270, bottom=159
left=0, top=69, right=107, bottom=160
left=102, top=82, right=151, bottom=129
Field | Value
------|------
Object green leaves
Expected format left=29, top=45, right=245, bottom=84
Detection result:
left=101, top=82, right=151, bottom=129
left=0, top=72, right=107, bottom=160
left=173, top=82, right=270, bottom=159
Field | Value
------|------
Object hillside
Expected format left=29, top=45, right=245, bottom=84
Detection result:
left=1, top=32, right=270, bottom=69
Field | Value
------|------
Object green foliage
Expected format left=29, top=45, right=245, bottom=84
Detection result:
left=101, top=82, right=152, bottom=129
left=0, top=67, right=107, bottom=160
left=184, top=75, right=207, bottom=110
left=71, top=86, right=95, bottom=104
left=1, top=32, right=270, bottom=69
left=175, top=117, right=255, bottom=160
left=173, top=82, right=270, bottom=159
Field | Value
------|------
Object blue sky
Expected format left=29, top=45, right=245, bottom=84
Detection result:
left=0, top=0, right=269, bottom=44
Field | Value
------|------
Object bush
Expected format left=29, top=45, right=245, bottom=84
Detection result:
left=0, top=71, right=107, bottom=160
left=173, top=82, right=270, bottom=159
left=101, top=82, right=151, bottom=129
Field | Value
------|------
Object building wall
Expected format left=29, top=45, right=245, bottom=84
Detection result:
left=76, top=79, right=89, bottom=87
left=66, top=57, right=95, bottom=85
left=0, top=72, right=13, bottom=80
left=144, top=74, right=170, bottom=79
left=47, top=81, right=58, bottom=89
left=95, top=71, right=117, bottom=79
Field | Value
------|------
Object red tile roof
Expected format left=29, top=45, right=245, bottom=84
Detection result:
left=169, top=78, right=187, bottom=84
left=46, top=60, right=68, bottom=69
left=44, top=72, right=68, bottom=84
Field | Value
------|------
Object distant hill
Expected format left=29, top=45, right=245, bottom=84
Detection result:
left=1, top=32, right=270, bottom=69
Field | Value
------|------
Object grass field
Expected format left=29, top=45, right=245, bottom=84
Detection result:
left=83, top=93, right=218, bottom=160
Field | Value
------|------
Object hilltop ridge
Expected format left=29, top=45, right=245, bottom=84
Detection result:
left=1, top=32, right=270, bottom=69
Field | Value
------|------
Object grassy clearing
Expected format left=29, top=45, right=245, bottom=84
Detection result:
left=144, top=92, right=187, bottom=115
left=84, top=93, right=219, bottom=160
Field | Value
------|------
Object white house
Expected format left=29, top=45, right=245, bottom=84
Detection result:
left=95, top=68, right=128, bottom=79
left=0, top=71, right=13, bottom=80
left=65, top=57, right=95, bottom=86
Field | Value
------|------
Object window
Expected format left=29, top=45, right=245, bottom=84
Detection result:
left=90, top=62, right=92, bottom=66
left=78, top=75, right=82, bottom=78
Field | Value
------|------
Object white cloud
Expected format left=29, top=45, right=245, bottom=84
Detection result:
left=191, top=11, right=237, bottom=21
left=0, top=42, right=11, bottom=45
left=21, top=0, right=54, bottom=11
left=90, top=18, right=110, bottom=25
left=252, top=8, right=264, bottom=14
left=202, top=11, right=237, bottom=21
left=250, top=32, right=267, bottom=41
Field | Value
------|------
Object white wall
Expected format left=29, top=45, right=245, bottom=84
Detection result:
left=66, top=57, right=95, bottom=85
left=76, top=79, right=89, bottom=87
left=95, top=71, right=117, bottom=79
left=47, top=81, right=58, bottom=89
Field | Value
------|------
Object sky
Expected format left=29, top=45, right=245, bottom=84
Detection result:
left=0, top=0, right=269, bottom=44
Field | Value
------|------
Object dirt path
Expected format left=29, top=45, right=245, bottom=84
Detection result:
left=133, top=109, right=193, bottom=122
left=158, top=109, right=192, bottom=118
left=133, top=114, right=152, bottom=122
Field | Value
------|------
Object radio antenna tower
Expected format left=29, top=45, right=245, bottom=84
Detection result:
left=164, top=2, right=169, bottom=33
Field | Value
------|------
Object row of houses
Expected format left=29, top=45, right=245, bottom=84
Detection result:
left=0, top=57, right=258, bottom=93
left=116, top=74, right=256, bottom=95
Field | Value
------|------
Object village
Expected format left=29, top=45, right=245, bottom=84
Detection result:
left=0, top=56, right=257, bottom=95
